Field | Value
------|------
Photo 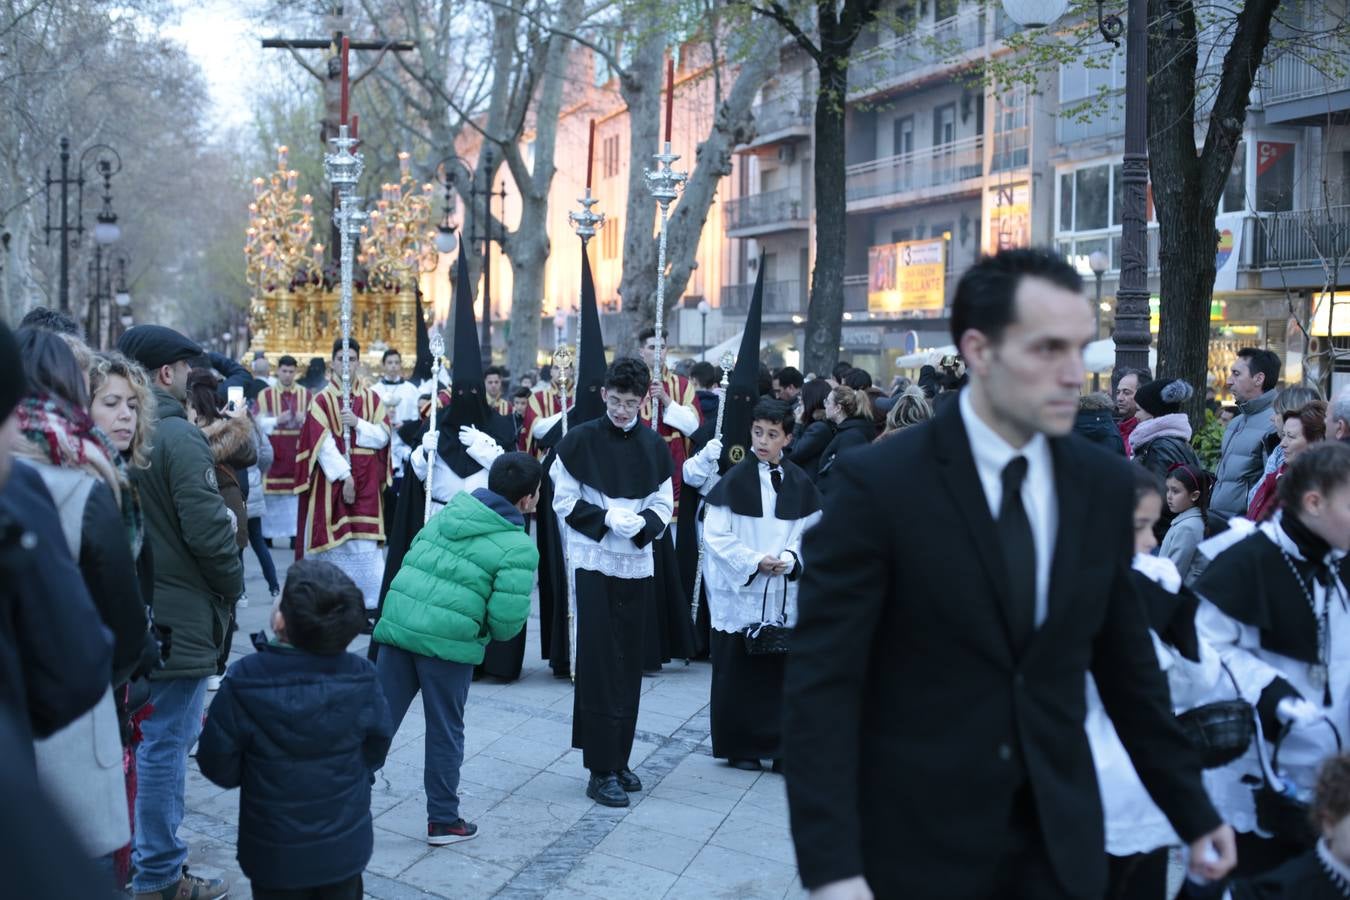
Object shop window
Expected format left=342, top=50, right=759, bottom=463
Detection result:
left=1256, top=141, right=1295, bottom=213
left=1074, top=165, right=1110, bottom=231
left=1222, top=142, right=1246, bottom=213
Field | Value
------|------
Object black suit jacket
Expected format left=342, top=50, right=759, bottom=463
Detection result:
left=782, top=401, right=1221, bottom=898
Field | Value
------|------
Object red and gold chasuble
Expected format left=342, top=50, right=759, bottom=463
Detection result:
left=417, top=388, right=453, bottom=423
left=258, top=384, right=311, bottom=493
left=521, top=387, right=563, bottom=458
left=296, top=382, right=393, bottom=556
left=488, top=396, right=510, bottom=416
left=639, top=371, right=702, bottom=519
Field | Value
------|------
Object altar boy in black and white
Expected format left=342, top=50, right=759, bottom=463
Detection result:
left=551, top=358, right=674, bottom=808
left=1191, top=441, right=1350, bottom=877
left=701, top=398, right=821, bottom=772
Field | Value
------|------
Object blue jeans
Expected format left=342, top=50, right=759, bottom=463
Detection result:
left=132, top=677, right=208, bottom=894
left=247, top=516, right=280, bottom=593
left=376, top=645, right=472, bottom=823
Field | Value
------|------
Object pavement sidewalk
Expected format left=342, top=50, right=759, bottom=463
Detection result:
left=181, top=544, right=805, bottom=899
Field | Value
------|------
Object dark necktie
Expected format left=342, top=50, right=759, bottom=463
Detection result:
left=768, top=462, right=782, bottom=493
left=998, top=457, right=1036, bottom=650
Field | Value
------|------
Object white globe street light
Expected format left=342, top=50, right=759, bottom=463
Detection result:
left=434, top=226, right=457, bottom=254
left=1001, top=0, right=1069, bottom=27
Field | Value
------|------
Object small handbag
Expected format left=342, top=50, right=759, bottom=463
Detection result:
left=1253, top=711, right=1342, bottom=843
left=742, top=575, right=791, bottom=655
left=1175, top=661, right=1255, bottom=769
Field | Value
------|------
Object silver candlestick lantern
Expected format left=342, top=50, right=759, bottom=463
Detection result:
left=642, top=141, right=686, bottom=431
left=324, top=123, right=367, bottom=466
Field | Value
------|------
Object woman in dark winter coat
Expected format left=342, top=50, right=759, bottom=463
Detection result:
left=1130, top=379, right=1202, bottom=481
left=186, top=369, right=258, bottom=687
left=14, top=328, right=159, bottom=885
left=816, top=385, right=875, bottom=489
left=785, top=380, right=834, bottom=480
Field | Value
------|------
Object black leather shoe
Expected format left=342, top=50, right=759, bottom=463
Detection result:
left=728, top=758, right=762, bottom=771
left=586, top=773, right=629, bottom=807
left=770, top=759, right=784, bottom=774
left=617, top=767, right=642, bottom=792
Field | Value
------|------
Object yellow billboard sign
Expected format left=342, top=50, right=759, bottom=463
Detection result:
left=867, top=238, right=946, bottom=314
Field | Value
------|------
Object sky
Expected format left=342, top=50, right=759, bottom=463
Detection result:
left=160, top=0, right=275, bottom=133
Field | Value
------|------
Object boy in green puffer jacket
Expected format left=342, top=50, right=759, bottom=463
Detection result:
left=372, top=452, right=541, bottom=846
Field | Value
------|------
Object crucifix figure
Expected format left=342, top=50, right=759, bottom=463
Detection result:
left=262, top=5, right=413, bottom=147
left=262, top=4, right=414, bottom=252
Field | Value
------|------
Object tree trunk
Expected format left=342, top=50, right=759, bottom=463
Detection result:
left=503, top=6, right=576, bottom=382
left=614, top=18, right=665, bottom=357
left=803, top=46, right=848, bottom=378
left=1147, top=0, right=1279, bottom=425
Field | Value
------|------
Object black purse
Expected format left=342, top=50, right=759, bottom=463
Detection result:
left=1253, top=714, right=1342, bottom=843
left=742, top=575, right=791, bottom=655
left=1175, top=661, right=1255, bottom=769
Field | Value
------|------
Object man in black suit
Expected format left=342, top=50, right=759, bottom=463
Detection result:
left=782, top=248, right=1236, bottom=899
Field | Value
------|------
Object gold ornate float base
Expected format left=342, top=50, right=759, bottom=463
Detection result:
left=248, top=285, right=419, bottom=362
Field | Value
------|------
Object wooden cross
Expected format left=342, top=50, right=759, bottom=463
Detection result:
left=262, top=6, right=415, bottom=256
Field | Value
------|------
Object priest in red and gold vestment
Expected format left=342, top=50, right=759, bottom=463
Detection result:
left=295, top=337, right=392, bottom=609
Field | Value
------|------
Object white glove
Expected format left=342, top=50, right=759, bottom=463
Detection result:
left=422, top=430, right=439, bottom=452
left=459, top=425, right=503, bottom=468
left=605, top=508, right=644, bottom=539
left=701, top=438, right=724, bottom=461
left=1277, top=696, right=1320, bottom=729
left=777, top=550, right=796, bottom=573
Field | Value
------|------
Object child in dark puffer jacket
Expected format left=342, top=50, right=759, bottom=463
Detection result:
left=196, top=559, right=393, bottom=900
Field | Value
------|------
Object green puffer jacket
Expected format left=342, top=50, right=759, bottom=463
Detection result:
left=374, top=488, right=538, bottom=665
left=133, top=387, right=245, bottom=679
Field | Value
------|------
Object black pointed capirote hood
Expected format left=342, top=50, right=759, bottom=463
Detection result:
left=569, top=241, right=608, bottom=426
left=718, top=264, right=764, bottom=472
left=442, top=254, right=491, bottom=436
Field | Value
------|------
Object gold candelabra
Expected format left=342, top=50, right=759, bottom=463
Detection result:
left=244, top=145, right=320, bottom=297
left=245, top=147, right=439, bottom=363
left=359, top=152, right=439, bottom=291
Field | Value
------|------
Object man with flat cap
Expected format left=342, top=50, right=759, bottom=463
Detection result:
left=117, top=324, right=241, bottom=900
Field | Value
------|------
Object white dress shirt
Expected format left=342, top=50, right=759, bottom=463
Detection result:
left=958, top=388, right=1057, bottom=628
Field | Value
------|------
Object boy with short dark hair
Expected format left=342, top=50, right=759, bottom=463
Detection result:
left=373, top=451, right=542, bottom=843
left=195, top=559, right=394, bottom=900
left=701, top=398, right=821, bottom=772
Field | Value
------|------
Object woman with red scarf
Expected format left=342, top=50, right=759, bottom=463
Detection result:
left=14, top=328, right=159, bottom=892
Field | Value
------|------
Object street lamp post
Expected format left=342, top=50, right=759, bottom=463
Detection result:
left=1089, top=249, right=1110, bottom=391
left=697, top=298, right=710, bottom=360
left=477, top=149, right=508, bottom=366
left=1003, top=0, right=1151, bottom=382
left=44, top=139, right=122, bottom=314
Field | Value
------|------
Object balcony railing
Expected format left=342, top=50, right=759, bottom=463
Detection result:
left=1057, top=90, right=1125, bottom=144
left=750, top=95, right=813, bottom=139
left=1265, top=34, right=1350, bottom=106
left=845, top=136, right=984, bottom=206
left=723, top=187, right=809, bottom=233
left=720, top=279, right=805, bottom=315
left=1251, top=206, right=1350, bottom=269
left=849, top=8, right=987, bottom=98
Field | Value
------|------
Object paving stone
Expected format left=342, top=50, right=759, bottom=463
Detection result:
left=680, top=844, right=799, bottom=896
left=595, top=821, right=703, bottom=875
left=399, top=846, right=517, bottom=900
left=561, top=852, right=678, bottom=900
left=624, top=796, right=729, bottom=843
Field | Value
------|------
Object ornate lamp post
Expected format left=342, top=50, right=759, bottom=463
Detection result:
left=1003, top=0, right=1150, bottom=382
left=45, top=140, right=122, bottom=314
left=697, top=298, right=710, bottom=360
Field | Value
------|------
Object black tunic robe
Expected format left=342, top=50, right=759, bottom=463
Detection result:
left=551, top=416, right=673, bottom=773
